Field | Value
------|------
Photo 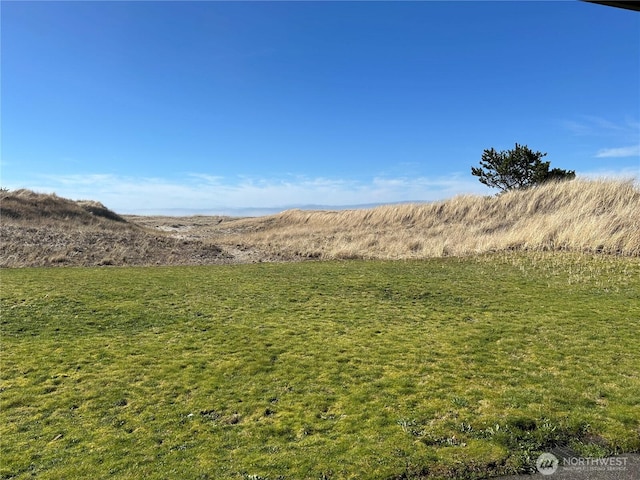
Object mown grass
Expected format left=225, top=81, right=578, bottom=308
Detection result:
left=1, top=253, right=639, bottom=479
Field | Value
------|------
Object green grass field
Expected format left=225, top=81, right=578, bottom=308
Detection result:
left=2, top=253, right=639, bottom=479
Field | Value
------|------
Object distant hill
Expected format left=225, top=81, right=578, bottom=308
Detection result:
left=0, top=189, right=231, bottom=267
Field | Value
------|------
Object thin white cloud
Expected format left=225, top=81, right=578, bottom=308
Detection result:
left=187, top=173, right=225, bottom=185
left=561, top=119, right=594, bottom=136
left=562, top=115, right=637, bottom=137
left=595, top=145, right=640, bottom=158
left=8, top=173, right=490, bottom=215
left=560, top=115, right=639, bottom=160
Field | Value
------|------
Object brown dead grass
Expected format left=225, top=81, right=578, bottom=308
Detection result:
left=1, top=189, right=128, bottom=225
left=0, top=190, right=231, bottom=267
left=211, top=178, right=640, bottom=260
left=2, top=179, right=638, bottom=267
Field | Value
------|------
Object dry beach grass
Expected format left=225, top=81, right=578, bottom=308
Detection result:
left=0, top=189, right=231, bottom=267
left=1, top=178, right=639, bottom=267
left=207, top=178, right=640, bottom=261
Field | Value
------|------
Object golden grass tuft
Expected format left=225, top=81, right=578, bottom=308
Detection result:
left=218, top=179, right=640, bottom=259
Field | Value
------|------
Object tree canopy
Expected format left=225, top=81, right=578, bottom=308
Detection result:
left=471, top=143, right=575, bottom=193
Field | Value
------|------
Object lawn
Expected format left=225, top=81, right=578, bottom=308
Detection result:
left=1, top=253, right=639, bottom=479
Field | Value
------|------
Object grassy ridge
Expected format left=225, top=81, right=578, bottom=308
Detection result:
left=0, top=190, right=230, bottom=267
left=2, top=179, right=638, bottom=267
left=220, top=179, right=640, bottom=259
left=2, top=253, right=639, bottom=479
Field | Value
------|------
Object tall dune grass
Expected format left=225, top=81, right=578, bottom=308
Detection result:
left=0, top=188, right=127, bottom=224
left=221, top=179, right=640, bottom=259
left=0, top=189, right=230, bottom=267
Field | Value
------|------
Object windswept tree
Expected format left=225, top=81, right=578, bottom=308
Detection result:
left=471, top=143, right=575, bottom=193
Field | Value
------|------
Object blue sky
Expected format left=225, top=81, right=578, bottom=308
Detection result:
left=2, top=1, right=639, bottom=214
